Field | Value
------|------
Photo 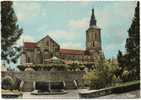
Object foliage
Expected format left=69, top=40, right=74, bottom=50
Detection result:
left=67, top=63, right=85, bottom=71
left=125, top=1, right=140, bottom=80
left=121, top=69, right=129, bottom=82
left=49, top=64, right=68, bottom=71
left=17, top=63, right=87, bottom=71
left=1, top=1, right=23, bottom=64
left=112, top=80, right=140, bottom=93
left=117, top=51, right=128, bottom=79
left=17, top=64, right=69, bottom=71
left=2, top=76, right=16, bottom=90
left=79, top=65, right=85, bottom=71
left=85, top=63, right=94, bottom=70
left=17, top=65, right=26, bottom=71
left=117, top=2, right=140, bottom=81
left=83, top=58, right=119, bottom=89
left=68, top=63, right=78, bottom=71
left=2, top=89, right=21, bottom=93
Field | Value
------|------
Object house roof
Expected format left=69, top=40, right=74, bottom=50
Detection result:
left=60, top=49, right=85, bottom=55
left=24, top=42, right=37, bottom=48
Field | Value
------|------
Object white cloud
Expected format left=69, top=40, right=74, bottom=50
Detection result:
left=16, top=34, right=35, bottom=46
left=45, top=30, right=81, bottom=42
left=13, top=2, right=42, bottom=21
left=68, top=18, right=89, bottom=29
left=96, top=2, right=136, bottom=30
left=62, top=42, right=82, bottom=49
left=37, top=25, right=48, bottom=33
left=42, top=30, right=84, bottom=49
left=104, top=44, right=116, bottom=52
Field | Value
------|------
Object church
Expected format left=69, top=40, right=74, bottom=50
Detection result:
left=21, top=9, right=102, bottom=65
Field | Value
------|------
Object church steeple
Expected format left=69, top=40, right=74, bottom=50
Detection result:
left=89, top=8, right=96, bottom=27
left=86, top=8, right=102, bottom=56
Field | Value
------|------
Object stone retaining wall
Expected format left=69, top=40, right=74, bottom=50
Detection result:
left=79, top=81, right=140, bottom=98
left=2, top=71, right=85, bottom=91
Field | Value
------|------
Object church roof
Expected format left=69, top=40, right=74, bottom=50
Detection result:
left=37, top=35, right=59, bottom=46
left=24, top=42, right=37, bottom=48
left=90, top=8, right=97, bottom=27
left=60, top=49, right=85, bottom=55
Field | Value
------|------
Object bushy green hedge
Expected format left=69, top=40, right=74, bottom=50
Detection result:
left=83, top=58, right=120, bottom=89
left=79, top=80, right=140, bottom=98
left=2, top=76, right=16, bottom=90
left=112, top=80, right=140, bottom=93
left=17, top=65, right=26, bottom=71
left=79, top=65, right=85, bottom=71
left=68, top=63, right=78, bottom=71
left=17, top=63, right=86, bottom=71
left=17, top=64, right=70, bottom=71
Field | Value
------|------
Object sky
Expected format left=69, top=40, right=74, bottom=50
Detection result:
left=13, top=1, right=137, bottom=59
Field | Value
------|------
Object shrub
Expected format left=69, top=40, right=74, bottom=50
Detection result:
left=121, top=69, right=129, bottom=82
left=50, top=64, right=67, bottom=71
left=79, top=65, right=85, bottom=71
left=83, top=58, right=119, bottom=89
left=68, top=63, right=78, bottom=71
left=2, top=76, right=16, bottom=90
left=17, top=65, right=26, bottom=71
left=112, top=80, right=140, bottom=93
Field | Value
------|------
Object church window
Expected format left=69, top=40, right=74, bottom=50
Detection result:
left=93, top=41, right=95, bottom=47
left=27, top=56, right=30, bottom=63
left=95, top=32, right=97, bottom=40
left=56, top=46, right=59, bottom=51
left=46, top=41, right=49, bottom=46
left=44, top=49, right=49, bottom=59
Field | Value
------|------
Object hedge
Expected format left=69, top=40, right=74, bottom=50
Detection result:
left=79, top=80, right=140, bottom=98
left=17, top=64, right=86, bottom=71
left=112, top=80, right=140, bottom=93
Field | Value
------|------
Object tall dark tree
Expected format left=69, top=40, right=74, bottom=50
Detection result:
left=117, top=50, right=123, bottom=77
left=125, top=1, right=140, bottom=80
left=117, top=50, right=129, bottom=80
left=117, top=50, right=123, bottom=66
left=1, top=1, right=23, bottom=65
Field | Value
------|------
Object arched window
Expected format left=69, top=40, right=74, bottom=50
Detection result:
left=93, top=41, right=95, bottom=47
left=21, top=53, right=26, bottom=64
left=27, top=56, right=30, bottom=63
left=37, top=49, right=42, bottom=64
left=43, top=49, right=49, bottom=64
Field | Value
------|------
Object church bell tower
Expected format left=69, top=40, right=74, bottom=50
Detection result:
left=86, top=9, right=102, bottom=55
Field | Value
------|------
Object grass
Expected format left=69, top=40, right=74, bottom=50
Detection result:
left=115, top=80, right=140, bottom=87
left=112, top=80, right=140, bottom=93
left=2, top=89, right=22, bottom=95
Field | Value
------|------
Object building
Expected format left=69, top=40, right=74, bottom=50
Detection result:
left=21, top=35, right=60, bottom=64
left=21, top=9, right=102, bottom=65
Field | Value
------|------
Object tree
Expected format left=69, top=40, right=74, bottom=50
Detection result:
left=117, top=50, right=126, bottom=79
left=1, top=1, right=23, bottom=65
left=83, top=58, right=119, bottom=89
left=125, top=1, right=140, bottom=80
